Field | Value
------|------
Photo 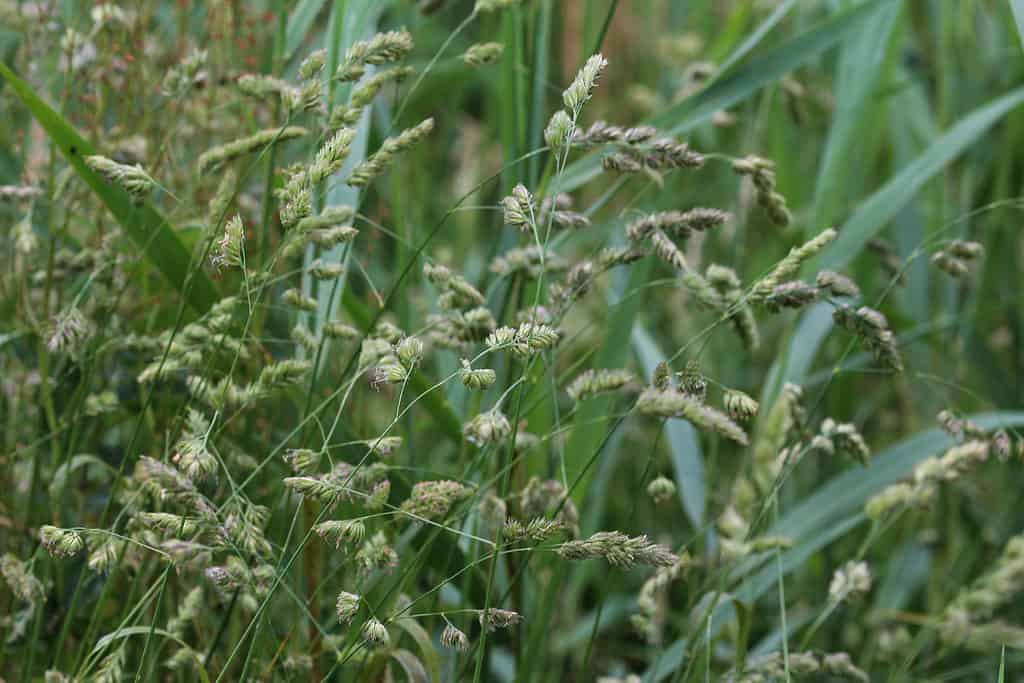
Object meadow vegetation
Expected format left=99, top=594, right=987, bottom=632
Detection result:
left=1, top=0, right=1024, bottom=681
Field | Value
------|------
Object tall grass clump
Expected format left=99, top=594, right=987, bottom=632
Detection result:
left=2, top=1, right=1024, bottom=681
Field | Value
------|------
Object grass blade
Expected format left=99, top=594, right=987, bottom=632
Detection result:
left=0, top=63, right=220, bottom=313
left=284, top=0, right=331, bottom=62
left=815, top=86, right=1024, bottom=271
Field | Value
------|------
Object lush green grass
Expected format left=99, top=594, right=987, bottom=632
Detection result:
left=2, top=1, right=1024, bottom=681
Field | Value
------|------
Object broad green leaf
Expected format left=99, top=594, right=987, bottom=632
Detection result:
left=1010, top=0, right=1024, bottom=50
left=632, top=326, right=706, bottom=528
left=716, top=0, right=799, bottom=75
left=812, top=1, right=902, bottom=231
left=558, top=0, right=899, bottom=193
left=815, top=86, right=1024, bottom=271
left=391, top=649, right=430, bottom=683
left=394, top=618, right=441, bottom=683
left=0, top=63, right=220, bottom=313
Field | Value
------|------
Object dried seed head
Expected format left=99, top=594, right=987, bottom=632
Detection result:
left=478, top=608, right=522, bottom=632
left=441, top=622, right=470, bottom=650
left=39, top=526, right=85, bottom=559
left=315, top=520, right=366, bottom=549
left=336, top=591, right=360, bottom=624
left=362, top=617, right=391, bottom=647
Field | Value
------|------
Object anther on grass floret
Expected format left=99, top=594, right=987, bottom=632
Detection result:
left=557, top=531, right=677, bottom=569
left=828, top=560, right=872, bottom=604
left=636, top=387, right=749, bottom=445
left=566, top=368, right=634, bottom=402
left=213, top=215, right=245, bottom=269
left=441, top=623, right=470, bottom=650
left=478, top=608, right=522, bottom=632
left=401, top=480, right=473, bottom=521
left=39, top=526, right=85, bottom=559
left=646, top=476, right=676, bottom=504
left=336, top=29, right=413, bottom=82
left=723, top=389, right=759, bottom=422
left=48, top=307, right=89, bottom=354
left=198, top=126, right=307, bottom=175
left=503, top=517, right=567, bottom=543
left=463, top=409, right=512, bottom=446
left=356, top=531, right=398, bottom=573
left=284, top=448, right=319, bottom=474
left=315, top=520, right=366, bottom=549
left=464, top=42, right=504, bottom=66
left=563, top=53, right=608, bottom=112
left=336, top=591, right=360, bottom=624
left=348, top=118, right=435, bottom=187
left=85, top=155, right=155, bottom=201
left=459, top=360, right=497, bottom=389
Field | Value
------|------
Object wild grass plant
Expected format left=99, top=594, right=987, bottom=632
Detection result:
left=1, top=1, right=1024, bottom=681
